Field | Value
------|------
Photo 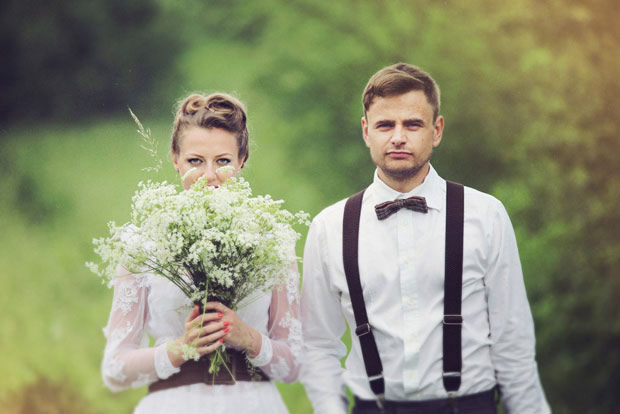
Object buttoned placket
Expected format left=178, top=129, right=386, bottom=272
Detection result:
left=396, top=194, right=423, bottom=391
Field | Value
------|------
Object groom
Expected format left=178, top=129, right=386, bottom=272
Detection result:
left=300, top=63, right=550, bottom=413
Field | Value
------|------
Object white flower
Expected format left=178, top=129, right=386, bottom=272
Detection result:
left=182, top=167, right=198, bottom=181
left=88, top=176, right=309, bottom=310
left=215, top=165, right=235, bottom=175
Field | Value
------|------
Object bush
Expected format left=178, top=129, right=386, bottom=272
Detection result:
left=0, top=0, right=182, bottom=124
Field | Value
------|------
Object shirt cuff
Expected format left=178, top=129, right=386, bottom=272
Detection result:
left=246, top=333, right=272, bottom=367
left=154, top=343, right=181, bottom=379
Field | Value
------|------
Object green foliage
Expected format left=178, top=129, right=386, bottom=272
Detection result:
left=0, top=0, right=182, bottom=124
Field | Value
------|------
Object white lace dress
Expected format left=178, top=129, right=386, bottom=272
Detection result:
left=101, top=264, right=302, bottom=414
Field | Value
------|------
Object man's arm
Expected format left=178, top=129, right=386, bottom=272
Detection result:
left=485, top=199, right=551, bottom=413
left=301, top=217, right=349, bottom=414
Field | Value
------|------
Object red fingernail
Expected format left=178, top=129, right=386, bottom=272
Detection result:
left=224, top=328, right=229, bottom=333
left=217, top=313, right=223, bottom=318
left=223, top=321, right=229, bottom=327
left=219, top=338, right=225, bottom=343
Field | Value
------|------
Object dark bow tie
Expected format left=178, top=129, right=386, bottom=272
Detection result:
left=375, top=196, right=428, bottom=220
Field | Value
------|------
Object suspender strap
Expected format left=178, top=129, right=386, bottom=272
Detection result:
left=343, top=189, right=385, bottom=398
left=443, top=181, right=465, bottom=393
left=343, top=181, right=465, bottom=399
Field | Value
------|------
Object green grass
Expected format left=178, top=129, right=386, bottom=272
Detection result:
left=0, top=118, right=329, bottom=413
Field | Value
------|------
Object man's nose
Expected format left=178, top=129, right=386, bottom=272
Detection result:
left=391, top=125, right=406, bottom=143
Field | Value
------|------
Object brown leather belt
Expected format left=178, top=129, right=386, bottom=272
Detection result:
left=148, top=349, right=269, bottom=393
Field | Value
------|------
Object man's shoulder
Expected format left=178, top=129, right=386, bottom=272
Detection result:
left=462, top=183, right=500, bottom=203
left=460, top=183, right=509, bottom=219
left=311, top=196, right=349, bottom=227
left=311, top=186, right=373, bottom=226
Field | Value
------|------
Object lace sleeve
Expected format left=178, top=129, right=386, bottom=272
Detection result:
left=247, top=262, right=303, bottom=383
left=101, top=267, right=180, bottom=392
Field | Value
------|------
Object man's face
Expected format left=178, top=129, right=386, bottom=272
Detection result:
left=362, top=90, right=444, bottom=189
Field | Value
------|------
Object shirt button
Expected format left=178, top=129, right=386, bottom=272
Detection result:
left=407, top=298, right=414, bottom=306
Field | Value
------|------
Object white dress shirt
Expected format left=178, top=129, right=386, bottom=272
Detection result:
left=301, top=165, right=550, bottom=414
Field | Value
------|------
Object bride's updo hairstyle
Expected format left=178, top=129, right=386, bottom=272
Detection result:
left=171, top=93, right=250, bottom=165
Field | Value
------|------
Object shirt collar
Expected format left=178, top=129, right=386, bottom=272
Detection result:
left=368, top=164, right=445, bottom=211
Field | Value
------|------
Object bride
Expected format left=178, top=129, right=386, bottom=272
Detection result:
left=101, top=93, right=302, bottom=413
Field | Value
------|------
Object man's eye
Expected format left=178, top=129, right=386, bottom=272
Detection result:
left=377, top=123, right=392, bottom=130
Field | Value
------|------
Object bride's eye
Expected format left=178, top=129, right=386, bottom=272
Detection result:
left=217, top=158, right=231, bottom=165
left=188, top=158, right=203, bottom=165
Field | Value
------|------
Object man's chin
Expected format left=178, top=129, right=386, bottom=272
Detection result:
left=382, top=166, right=421, bottom=180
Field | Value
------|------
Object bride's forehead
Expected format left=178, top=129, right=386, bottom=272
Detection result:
left=179, top=127, right=238, bottom=152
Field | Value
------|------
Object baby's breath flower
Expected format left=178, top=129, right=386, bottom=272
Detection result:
left=182, top=167, right=198, bottom=181
left=168, top=342, right=201, bottom=362
left=88, top=116, right=310, bottom=373
left=215, top=165, right=235, bottom=175
left=87, top=176, right=309, bottom=366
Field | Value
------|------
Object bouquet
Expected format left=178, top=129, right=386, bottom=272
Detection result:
left=87, top=173, right=309, bottom=374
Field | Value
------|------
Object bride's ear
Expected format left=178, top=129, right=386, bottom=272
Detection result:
left=172, top=151, right=180, bottom=173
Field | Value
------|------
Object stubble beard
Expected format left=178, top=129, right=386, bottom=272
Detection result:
left=377, top=150, right=433, bottom=183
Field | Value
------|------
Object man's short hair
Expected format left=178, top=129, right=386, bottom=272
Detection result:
left=362, top=63, right=441, bottom=120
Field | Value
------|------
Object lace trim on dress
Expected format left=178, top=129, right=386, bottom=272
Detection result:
left=154, top=343, right=181, bottom=379
left=113, top=279, right=140, bottom=316
left=103, top=358, right=127, bottom=384
left=270, top=357, right=291, bottom=382
left=256, top=261, right=303, bottom=383
left=286, top=271, right=300, bottom=305
left=102, top=273, right=161, bottom=391
left=279, top=311, right=303, bottom=361
left=107, top=320, right=134, bottom=347
left=131, top=372, right=156, bottom=388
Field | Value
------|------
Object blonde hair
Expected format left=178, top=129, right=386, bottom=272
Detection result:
left=171, top=93, right=249, bottom=164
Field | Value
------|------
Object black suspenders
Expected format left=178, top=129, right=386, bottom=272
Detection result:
left=342, top=181, right=464, bottom=402
left=443, top=181, right=465, bottom=394
left=343, top=189, right=386, bottom=398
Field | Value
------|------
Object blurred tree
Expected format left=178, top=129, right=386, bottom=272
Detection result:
left=0, top=0, right=182, bottom=124
left=492, top=1, right=620, bottom=412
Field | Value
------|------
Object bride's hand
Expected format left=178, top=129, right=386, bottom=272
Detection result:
left=168, top=305, right=228, bottom=368
left=202, top=301, right=262, bottom=358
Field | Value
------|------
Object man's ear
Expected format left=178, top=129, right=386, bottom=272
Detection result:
left=432, top=115, right=445, bottom=148
left=361, top=116, right=370, bottom=148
